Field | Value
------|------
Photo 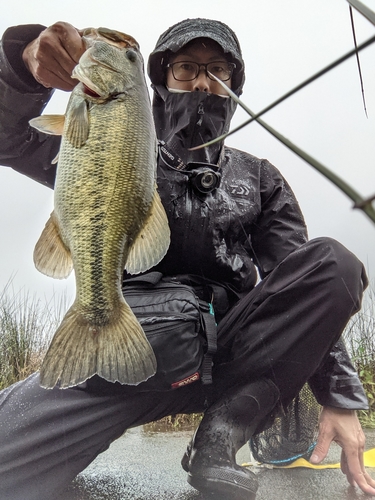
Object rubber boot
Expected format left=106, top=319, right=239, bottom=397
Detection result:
left=183, top=378, right=279, bottom=500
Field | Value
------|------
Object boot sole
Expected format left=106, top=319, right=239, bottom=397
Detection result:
left=187, top=465, right=257, bottom=500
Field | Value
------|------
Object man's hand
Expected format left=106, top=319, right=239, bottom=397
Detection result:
left=310, top=406, right=375, bottom=496
left=22, top=22, right=85, bottom=91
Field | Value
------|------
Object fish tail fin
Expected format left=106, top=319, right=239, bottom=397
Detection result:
left=39, top=301, right=157, bottom=389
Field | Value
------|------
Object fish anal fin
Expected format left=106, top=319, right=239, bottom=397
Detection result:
left=65, top=97, right=89, bottom=148
left=29, top=115, right=65, bottom=135
left=125, top=188, right=171, bottom=275
left=39, top=300, right=157, bottom=389
left=33, top=212, right=73, bottom=279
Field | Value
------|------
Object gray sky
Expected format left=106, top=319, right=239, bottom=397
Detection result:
left=1, top=0, right=375, bottom=306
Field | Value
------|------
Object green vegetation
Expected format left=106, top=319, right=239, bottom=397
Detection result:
left=344, top=282, right=375, bottom=428
left=0, top=280, right=64, bottom=390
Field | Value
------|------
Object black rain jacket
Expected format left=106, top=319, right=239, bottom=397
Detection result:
left=0, top=23, right=368, bottom=410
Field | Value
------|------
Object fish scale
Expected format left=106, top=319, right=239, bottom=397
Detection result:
left=57, top=98, right=152, bottom=310
left=29, top=28, right=170, bottom=389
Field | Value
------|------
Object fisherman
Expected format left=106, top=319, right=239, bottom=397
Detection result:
left=0, top=18, right=374, bottom=500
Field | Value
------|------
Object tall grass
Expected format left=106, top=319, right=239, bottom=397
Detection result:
left=344, top=281, right=375, bottom=428
left=0, top=280, right=65, bottom=390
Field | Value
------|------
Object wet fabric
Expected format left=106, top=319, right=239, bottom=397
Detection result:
left=153, top=147, right=307, bottom=289
left=0, top=237, right=368, bottom=499
left=152, top=86, right=236, bottom=165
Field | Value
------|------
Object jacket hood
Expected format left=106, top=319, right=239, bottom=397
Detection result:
left=148, top=18, right=244, bottom=165
left=148, top=18, right=245, bottom=96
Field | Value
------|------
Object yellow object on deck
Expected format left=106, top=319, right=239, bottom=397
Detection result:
left=243, top=448, right=375, bottom=469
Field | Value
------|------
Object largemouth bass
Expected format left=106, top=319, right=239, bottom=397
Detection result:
left=30, top=27, right=170, bottom=389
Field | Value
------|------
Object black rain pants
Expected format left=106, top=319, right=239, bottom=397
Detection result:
left=0, top=237, right=367, bottom=500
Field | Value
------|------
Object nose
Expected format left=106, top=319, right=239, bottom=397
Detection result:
left=193, top=67, right=211, bottom=92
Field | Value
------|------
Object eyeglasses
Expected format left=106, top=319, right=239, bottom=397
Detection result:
left=166, top=60, right=236, bottom=82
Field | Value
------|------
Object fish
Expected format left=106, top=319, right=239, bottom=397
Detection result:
left=29, top=27, right=170, bottom=389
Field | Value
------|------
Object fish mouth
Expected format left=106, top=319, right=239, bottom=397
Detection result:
left=72, top=53, right=123, bottom=98
left=73, top=70, right=105, bottom=98
left=82, top=84, right=101, bottom=98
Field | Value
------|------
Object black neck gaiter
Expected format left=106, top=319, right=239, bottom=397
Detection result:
left=152, top=84, right=237, bottom=166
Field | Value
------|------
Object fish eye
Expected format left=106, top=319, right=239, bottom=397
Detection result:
left=126, top=49, right=137, bottom=62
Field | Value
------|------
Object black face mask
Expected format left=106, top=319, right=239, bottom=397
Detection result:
left=152, top=84, right=237, bottom=166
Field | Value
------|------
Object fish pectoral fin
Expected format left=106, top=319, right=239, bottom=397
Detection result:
left=65, top=98, right=90, bottom=148
left=33, top=212, right=73, bottom=279
left=125, top=188, right=171, bottom=275
left=29, top=115, right=65, bottom=135
left=39, top=300, right=157, bottom=389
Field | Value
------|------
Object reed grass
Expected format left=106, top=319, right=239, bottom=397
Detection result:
left=0, top=280, right=65, bottom=390
left=344, top=281, right=375, bottom=428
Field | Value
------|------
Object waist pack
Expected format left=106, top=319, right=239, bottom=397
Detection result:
left=122, top=272, right=217, bottom=391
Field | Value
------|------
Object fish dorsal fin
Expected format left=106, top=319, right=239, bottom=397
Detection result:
left=65, top=98, right=90, bottom=148
left=33, top=211, right=73, bottom=279
left=125, top=187, right=170, bottom=275
left=29, top=115, right=65, bottom=135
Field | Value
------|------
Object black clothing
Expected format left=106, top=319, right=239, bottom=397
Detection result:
left=0, top=20, right=369, bottom=499
left=152, top=85, right=236, bottom=165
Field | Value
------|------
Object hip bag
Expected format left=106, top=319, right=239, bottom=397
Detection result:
left=122, top=272, right=217, bottom=390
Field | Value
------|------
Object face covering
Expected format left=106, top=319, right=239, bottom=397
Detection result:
left=152, top=84, right=237, bottom=166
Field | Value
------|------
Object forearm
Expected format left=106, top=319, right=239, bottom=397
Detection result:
left=0, top=25, right=59, bottom=188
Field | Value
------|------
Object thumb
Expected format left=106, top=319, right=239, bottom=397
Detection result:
left=310, top=440, right=330, bottom=464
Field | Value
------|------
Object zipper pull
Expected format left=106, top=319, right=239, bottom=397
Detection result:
left=197, top=102, right=204, bottom=126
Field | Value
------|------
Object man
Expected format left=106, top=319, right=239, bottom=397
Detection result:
left=0, top=18, right=374, bottom=500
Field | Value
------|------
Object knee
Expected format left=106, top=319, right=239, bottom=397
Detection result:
left=307, top=237, right=367, bottom=308
left=308, top=237, right=361, bottom=272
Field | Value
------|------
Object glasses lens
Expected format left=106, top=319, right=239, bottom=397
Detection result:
left=169, top=61, right=234, bottom=82
left=207, top=62, right=233, bottom=82
left=172, top=62, right=199, bottom=81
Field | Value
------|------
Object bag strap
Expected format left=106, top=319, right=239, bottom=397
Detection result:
left=199, top=301, right=217, bottom=385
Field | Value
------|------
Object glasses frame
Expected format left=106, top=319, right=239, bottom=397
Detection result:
left=166, top=60, right=236, bottom=82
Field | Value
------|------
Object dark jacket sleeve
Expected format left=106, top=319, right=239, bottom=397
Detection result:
left=250, top=159, right=308, bottom=278
left=0, top=25, right=60, bottom=188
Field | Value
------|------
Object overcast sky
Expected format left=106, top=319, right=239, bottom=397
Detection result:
left=1, top=0, right=375, bottom=307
